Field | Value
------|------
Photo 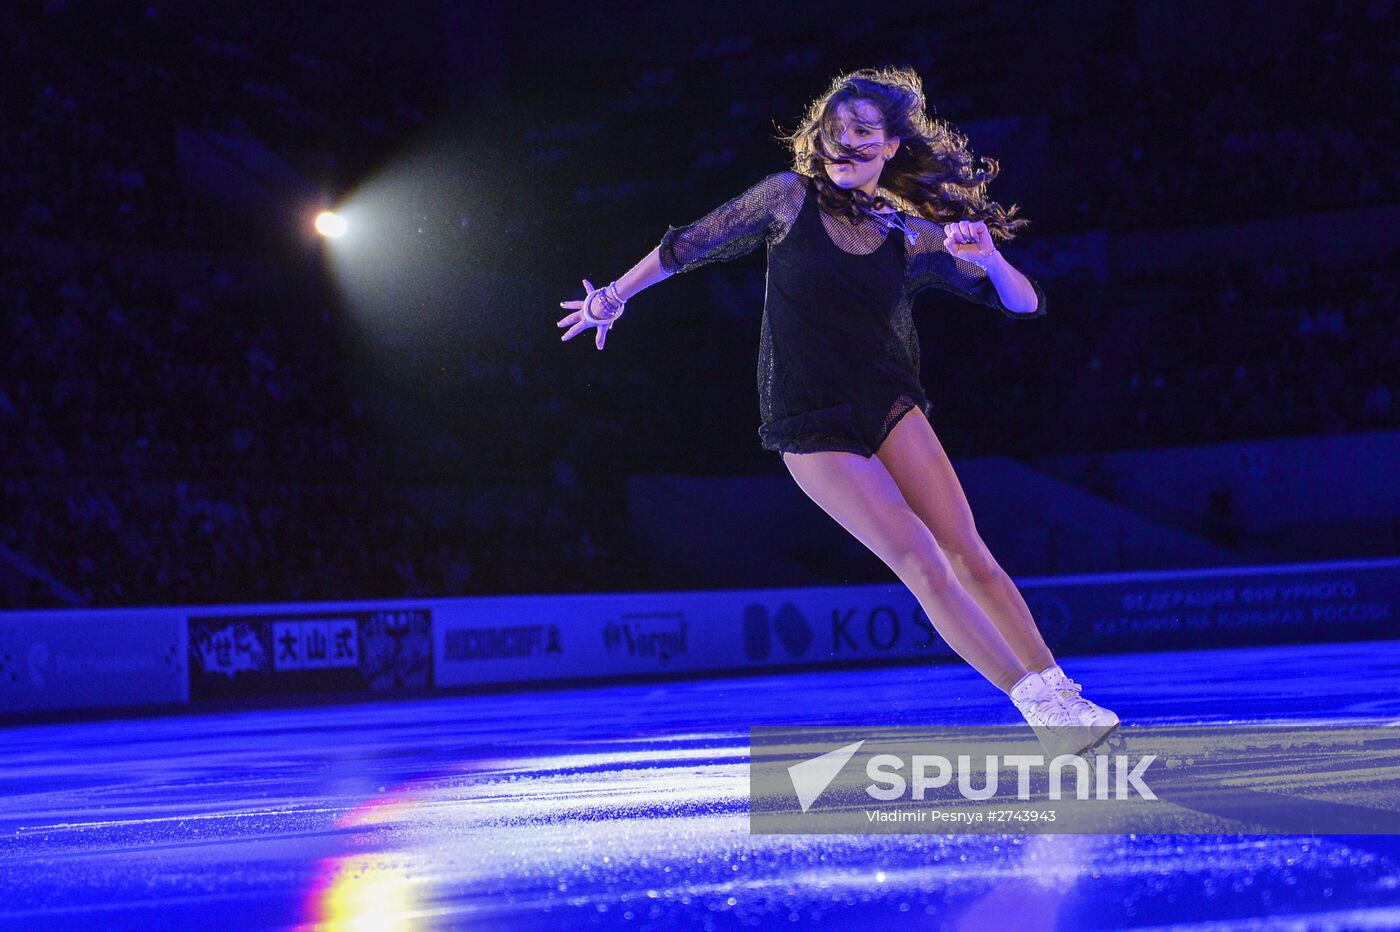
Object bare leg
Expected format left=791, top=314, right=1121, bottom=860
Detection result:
left=875, top=407, right=1056, bottom=672
left=944, top=554, right=1055, bottom=673
left=782, top=449, right=1030, bottom=693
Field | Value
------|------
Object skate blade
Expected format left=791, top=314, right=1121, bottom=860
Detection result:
left=1039, top=721, right=1122, bottom=759
left=1077, top=721, right=1125, bottom=758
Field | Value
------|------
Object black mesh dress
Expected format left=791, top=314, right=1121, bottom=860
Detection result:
left=657, top=171, right=1048, bottom=457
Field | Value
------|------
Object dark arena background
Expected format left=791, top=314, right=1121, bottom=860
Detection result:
left=2, top=0, right=1399, bottom=929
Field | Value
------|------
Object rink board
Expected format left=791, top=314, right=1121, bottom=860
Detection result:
left=1, top=557, right=1396, bottom=716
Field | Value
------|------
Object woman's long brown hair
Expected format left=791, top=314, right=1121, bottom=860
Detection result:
left=775, top=64, right=1031, bottom=241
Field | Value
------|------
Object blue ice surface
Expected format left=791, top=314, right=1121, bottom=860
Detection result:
left=1, top=638, right=1398, bottom=930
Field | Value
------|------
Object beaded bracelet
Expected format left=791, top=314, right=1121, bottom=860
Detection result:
left=964, top=249, right=1001, bottom=271
left=581, top=280, right=627, bottom=325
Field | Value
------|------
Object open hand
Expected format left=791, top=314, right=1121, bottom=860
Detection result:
left=557, top=278, right=619, bottom=351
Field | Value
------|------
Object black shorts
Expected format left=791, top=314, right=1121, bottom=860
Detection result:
left=758, top=392, right=933, bottom=458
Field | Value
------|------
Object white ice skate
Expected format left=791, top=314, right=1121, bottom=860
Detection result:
left=1010, top=671, right=1116, bottom=758
left=1039, top=664, right=1121, bottom=732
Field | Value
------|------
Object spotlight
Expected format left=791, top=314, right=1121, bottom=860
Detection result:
left=315, top=211, right=347, bottom=238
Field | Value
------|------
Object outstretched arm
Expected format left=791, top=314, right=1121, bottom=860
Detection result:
left=657, top=170, right=806, bottom=275
left=606, top=171, right=804, bottom=299
left=613, top=246, right=672, bottom=302
left=558, top=171, right=804, bottom=350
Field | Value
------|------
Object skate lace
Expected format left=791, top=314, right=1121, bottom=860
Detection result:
left=1027, top=694, right=1077, bottom=728
left=1054, top=679, right=1097, bottom=717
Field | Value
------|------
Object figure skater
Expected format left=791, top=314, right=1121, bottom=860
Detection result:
left=556, top=66, right=1118, bottom=756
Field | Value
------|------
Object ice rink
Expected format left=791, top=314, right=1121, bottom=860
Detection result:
left=3, top=638, right=1399, bottom=930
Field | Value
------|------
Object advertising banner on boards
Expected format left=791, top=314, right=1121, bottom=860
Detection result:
left=433, top=558, right=1400, bottom=689
left=188, top=607, right=432, bottom=701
